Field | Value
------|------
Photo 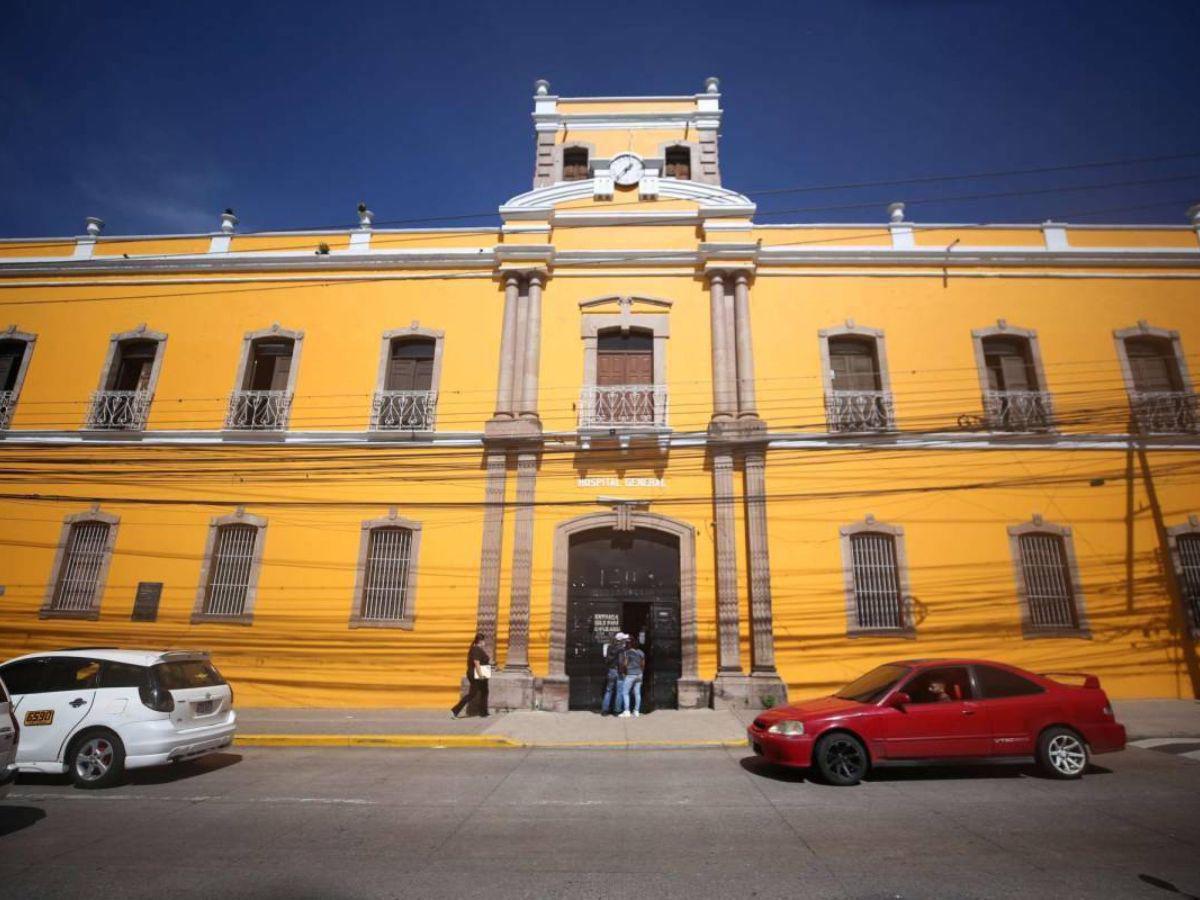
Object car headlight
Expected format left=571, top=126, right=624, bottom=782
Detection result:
left=767, top=720, right=806, bottom=736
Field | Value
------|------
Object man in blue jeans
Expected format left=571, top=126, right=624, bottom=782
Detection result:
left=619, top=638, right=646, bottom=718
left=600, top=632, right=628, bottom=715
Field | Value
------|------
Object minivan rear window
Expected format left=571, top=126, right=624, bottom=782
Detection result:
left=154, top=660, right=225, bottom=690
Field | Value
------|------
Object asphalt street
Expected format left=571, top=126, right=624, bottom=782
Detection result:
left=1, top=744, right=1198, bottom=900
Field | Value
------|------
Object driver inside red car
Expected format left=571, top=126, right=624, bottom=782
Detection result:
left=927, top=680, right=953, bottom=703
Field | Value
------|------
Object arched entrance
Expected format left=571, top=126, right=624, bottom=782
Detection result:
left=565, top=527, right=681, bottom=710
left=544, top=511, right=706, bottom=712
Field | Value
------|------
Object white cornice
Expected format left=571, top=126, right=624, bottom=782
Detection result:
left=500, top=179, right=755, bottom=221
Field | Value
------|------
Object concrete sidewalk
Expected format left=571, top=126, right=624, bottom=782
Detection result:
left=233, top=699, right=1200, bottom=749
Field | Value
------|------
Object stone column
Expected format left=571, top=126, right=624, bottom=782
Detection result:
left=493, top=273, right=520, bottom=418
left=473, top=451, right=508, bottom=660
left=511, top=278, right=530, bottom=418
left=711, top=452, right=742, bottom=674
left=733, top=271, right=758, bottom=418
left=491, top=451, right=537, bottom=710
left=744, top=450, right=780, bottom=676
left=519, top=272, right=543, bottom=420
left=709, top=273, right=735, bottom=420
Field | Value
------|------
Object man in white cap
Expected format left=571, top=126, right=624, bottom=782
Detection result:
left=600, top=631, right=629, bottom=715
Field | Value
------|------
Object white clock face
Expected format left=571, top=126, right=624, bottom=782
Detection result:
left=610, top=153, right=645, bottom=186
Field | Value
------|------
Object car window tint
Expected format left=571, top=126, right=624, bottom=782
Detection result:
left=835, top=664, right=910, bottom=703
left=0, top=659, right=49, bottom=695
left=154, top=661, right=225, bottom=690
left=99, top=661, right=148, bottom=690
left=903, top=667, right=973, bottom=704
left=976, top=665, right=1044, bottom=699
left=42, top=658, right=101, bottom=693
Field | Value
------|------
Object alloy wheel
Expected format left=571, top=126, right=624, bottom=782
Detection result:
left=824, top=738, right=865, bottom=781
left=75, top=737, right=115, bottom=783
left=1047, top=733, right=1087, bottom=776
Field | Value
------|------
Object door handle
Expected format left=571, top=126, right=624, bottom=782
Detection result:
left=961, top=708, right=976, bottom=716
left=69, top=698, right=87, bottom=708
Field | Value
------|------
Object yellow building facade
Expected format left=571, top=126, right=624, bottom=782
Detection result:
left=1, top=79, right=1199, bottom=709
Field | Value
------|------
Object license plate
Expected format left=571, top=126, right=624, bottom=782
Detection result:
left=193, top=700, right=214, bottom=715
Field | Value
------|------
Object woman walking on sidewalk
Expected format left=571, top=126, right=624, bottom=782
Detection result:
left=451, top=632, right=491, bottom=718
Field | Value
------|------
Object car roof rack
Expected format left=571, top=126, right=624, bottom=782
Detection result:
left=55, top=647, right=119, bottom=652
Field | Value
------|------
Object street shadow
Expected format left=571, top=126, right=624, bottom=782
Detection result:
left=738, top=755, right=813, bottom=783
left=124, top=752, right=243, bottom=786
left=1139, top=874, right=1200, bottom=899
left=738, top=755, right=1113, bottom=784
left=0, top=805, right=46, bottom=837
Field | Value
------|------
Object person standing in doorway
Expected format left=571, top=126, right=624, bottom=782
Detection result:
left=600, top=631, right=628, bottom=716
left=619, top=637, right=646, bottom=718
left=451, top=632, right=491, bottom=718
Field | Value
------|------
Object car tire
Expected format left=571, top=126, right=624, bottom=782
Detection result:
left=1037, top=726, right=1089, bottom=780
left=67, top=729, right=125, bottom=790
left=813, top=732, right=870, bottom=786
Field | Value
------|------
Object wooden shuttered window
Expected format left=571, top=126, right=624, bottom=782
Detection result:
left=246, top=339, right=295, bottom=391
left=982, top=336, right=1037, bottom=392
left=360, top=527, right=414, bottom=621
left=829, top=337, right=881, bottom=392
left=1125, top=337, right=1183, bottom=393
left=1176, top=533, right=1200, bottom=631
left=203, top=524, right=258, bottom=617
left=385, top=339, right=435, bottom=392
left=108, top=339, right=157, bottom=392
left=596, top=330, right=653, bottom=386
left=0, top=340, right=25, bottom=392
left=1017, top=533, right=1079, bottom=629
left=849, top=532, right=905, bottom=630
left=664, top=146, right=691, bottom=179
left=51, top=521, right=112, bottom=613
left=562, top=148, right=589, bottom=181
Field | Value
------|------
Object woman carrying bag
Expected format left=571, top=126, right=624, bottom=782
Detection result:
left=451, top=632, right=492, bottom=718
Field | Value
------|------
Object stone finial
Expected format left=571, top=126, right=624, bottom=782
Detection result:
left=864, top=514, right=876, bottom=525
left=1032, top=513, right=1044, bottom=526
left=1187, top=203, right=1200, bottom=226
left=1189, top=514, right=1199, bottom=527
left=235, top=505, right=246, bottom=518
left=220, top=209, right=238, bottom=234
left=704, top=76, right=720, bottom=94
left=84, top=216, right=104, bottom=237
left=1137, top=319, right=1149, bottom=332
left=997, top=318, right=1008, bottom=331
left=357, top=202, right=374, bottom=229
left=887, top=202, right=906, bottom=224
left=387, top=506, right=398, bottom=520
left=534, top=79, right=551, bottom=96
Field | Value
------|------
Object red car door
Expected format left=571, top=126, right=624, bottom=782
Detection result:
left=882, top=666, right=992, bottom=758
left=972, top=664, right=1057, bottom=756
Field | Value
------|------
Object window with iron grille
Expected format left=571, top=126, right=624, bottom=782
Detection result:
left=664, top=146, right=691, bottom=179
left=848, top=532, right=905, bottom=631
left=1176, top=533, right=1200, bottom=631
left=1016, top=533, right=1080, bottom=630
left=49, top=521, right=112, bottom=614
left=562, top=147, right=589, bottom=181
left=360, top=527, right=413, bottom=621
left=202, top=524, right=259, bottom=617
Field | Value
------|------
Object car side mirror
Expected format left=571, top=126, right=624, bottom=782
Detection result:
left=888, top=692, right=911, bottom=709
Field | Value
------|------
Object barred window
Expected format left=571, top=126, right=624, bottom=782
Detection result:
left=50, top=521, right=112, bottom=613
left=1016, top=533, right=1079, bottom=629
left=203, top=524, right=259, bottom=617
left=562, top=147, right=589, bottom=181
left=849, top=532, right=905, bottom=630
left=360, top=527, right=414, bottom=621
left=1176, top=533, right=1200, bottom=630
left=664, top=146, right=691, bottom=179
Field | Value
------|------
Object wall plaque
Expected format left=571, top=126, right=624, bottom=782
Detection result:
left=131, top=582, right=163, bottom=621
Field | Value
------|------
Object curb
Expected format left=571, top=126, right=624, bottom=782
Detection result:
left=234, top=734, right=747, bottom=751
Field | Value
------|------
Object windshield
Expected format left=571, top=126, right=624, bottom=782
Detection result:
left=835, top=664, right=910, bottom=703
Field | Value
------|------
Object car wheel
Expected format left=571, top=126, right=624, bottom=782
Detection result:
left=814, top=732, right=869, bottom=786
left=1037, top=726, right=1089, bottom=779
left=68, top=730, right=125, bottom=789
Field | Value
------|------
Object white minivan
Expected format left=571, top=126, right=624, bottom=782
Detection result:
left=0, top=649, right=236, bottom=788
left=0, top=674, right=18, bottom=798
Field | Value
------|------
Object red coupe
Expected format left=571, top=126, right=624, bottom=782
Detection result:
left=748, top=659, right=1126, bottom=785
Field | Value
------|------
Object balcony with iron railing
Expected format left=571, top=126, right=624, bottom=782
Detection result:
left=85, top=390, right=153, bottom=431
left=982, top=390, right=1054, bottom=432
left=0, top=390, right=15, bottom=430
left=1129, top=390, right=1199, bottom=434
left=825, top=390, right=895, bottom=433
left=371, top=390, right=438, bottom=432
left=225, top=390, right=292, bottom=431
left=578, top=385, right=669, bottom=441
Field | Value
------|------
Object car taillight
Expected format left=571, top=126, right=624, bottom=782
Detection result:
left=139, top=682, right=175, bottom=713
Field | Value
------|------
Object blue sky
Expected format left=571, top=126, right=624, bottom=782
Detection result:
left=2, top=0, right=1198, bottom=237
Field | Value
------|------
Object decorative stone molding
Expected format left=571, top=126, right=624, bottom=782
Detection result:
left=473, top=451, right=508, bottom=661
left=818, top=322, right=896, bottom=432
left=970, top=321, right=1054, bottom=432
left=838, top=517, right=915, bottom=637
left=87, top=325, right=169, bottom=431
left=579, top=295, right=671, bottom=395
left=191, top=509, right=268, bottom=625
left=543, top=510, right=705, bottom=712
left=712, top=452, right=742, bottom=672
left=1112, top=322, right=1194, bottom=396
left=549, top=140, right=597, bottom=185
left=1006, top=517, right=1091, bottom=638
left=348, top=511, right=422, bottom=629
left=229, top=324, right=305, bottom=430
left=371, top=324, right=445, bottom=434
left=0, top=327, right=37, bottom=430
left=40, top=507, right=120, bottom=620
left=1163, top=516, right=1200, bottom=637
left=501, top=179, right=753, bottom=221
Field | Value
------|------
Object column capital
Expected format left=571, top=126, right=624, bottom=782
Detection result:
left=526, top=270, right=547, bottom=288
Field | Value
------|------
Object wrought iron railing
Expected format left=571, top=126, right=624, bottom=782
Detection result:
left=371, top=390, right=437, bottom=431
left=225, top=390, right=292, bottom=431
left=579, top=385, right=668, bottom=429
left=1129, top=390, right=1199, bottom=434
left=982, top=390, right=1054, bottom=432
left=85, top=390, right=153, bottom=431
left=0, top=390, right=15, bottom=430
left=825, top=390, right=894, bottom=433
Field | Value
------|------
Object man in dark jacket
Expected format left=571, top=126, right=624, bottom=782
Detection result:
left=600, top=631, right=628, bottom=715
